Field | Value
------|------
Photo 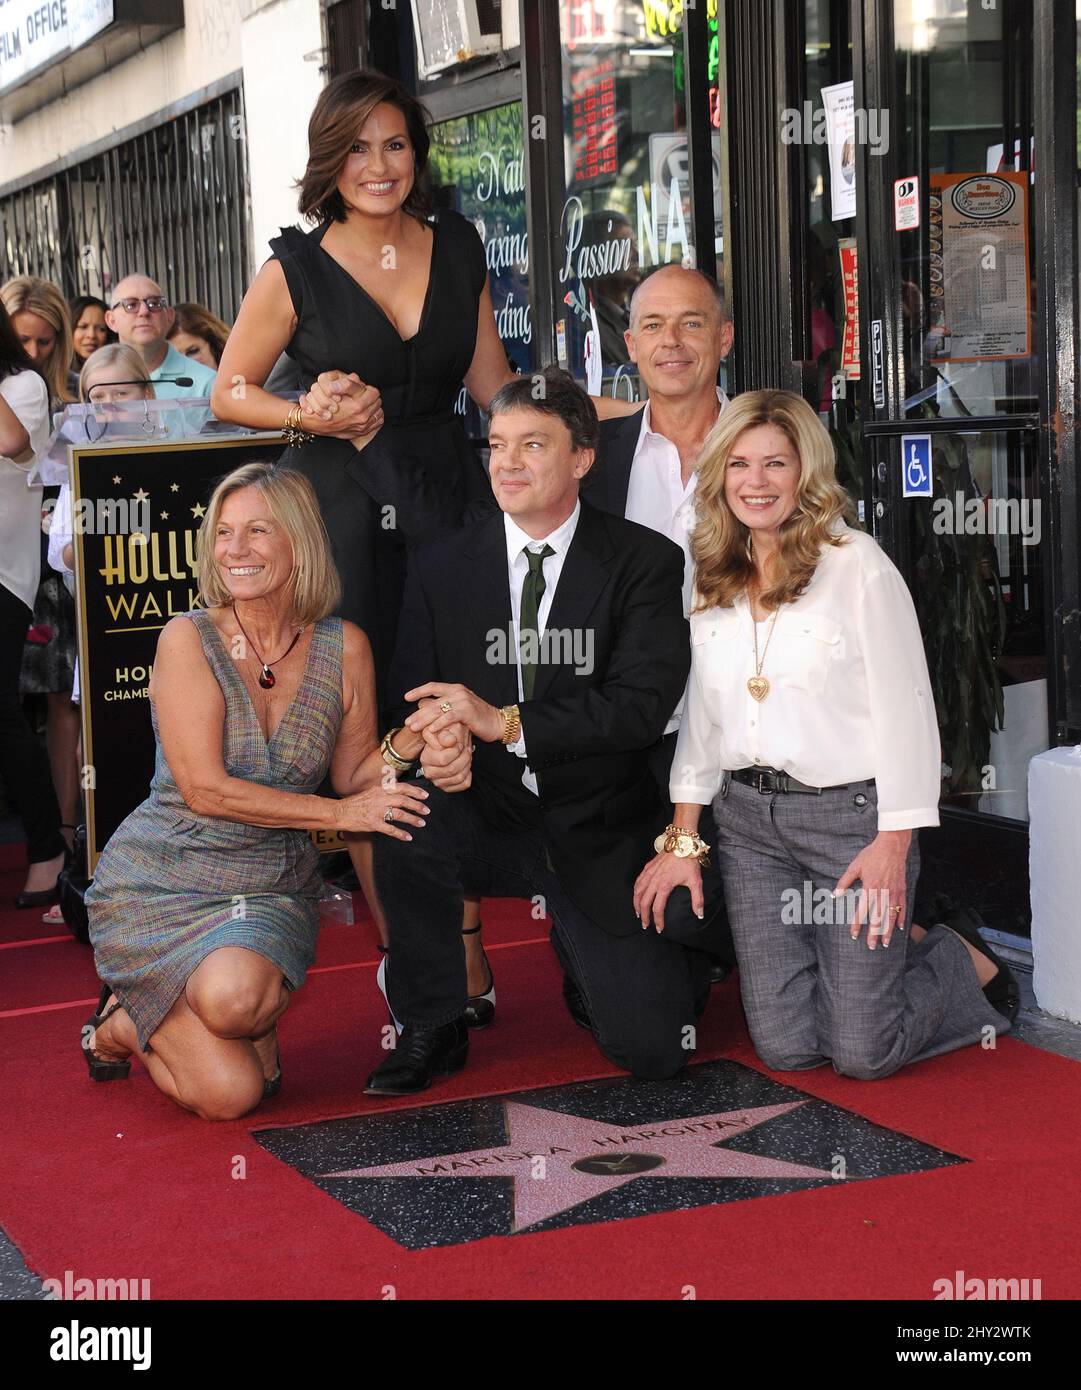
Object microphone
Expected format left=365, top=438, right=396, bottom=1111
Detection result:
left=155, top=375, right=194, bottom=387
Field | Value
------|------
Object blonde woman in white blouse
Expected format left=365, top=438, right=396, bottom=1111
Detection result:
left=0, top=304, right=68, bottom=907
left=635, top=390, right=1018, bottom=1080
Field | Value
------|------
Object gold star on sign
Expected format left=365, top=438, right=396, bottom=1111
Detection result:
left=170, top=482, right=179, bottom=493
left=160, top=511, right=169, bottom=520
left=191, top=501, right=207, bottom=518
left=133, top=488, right=149, bottom=503
left=112, top=475, right=122, bottom=485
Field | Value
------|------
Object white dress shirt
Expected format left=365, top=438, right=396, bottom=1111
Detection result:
left=0, top=369, right=50, bottom=611
left=670, top=525, right=941, bottom=832
left=624, top=387, right=730, bottom=732
left=503, top=500, right=581, bottom=795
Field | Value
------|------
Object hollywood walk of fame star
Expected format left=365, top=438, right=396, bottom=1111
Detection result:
left=191, top=501, right=206, bottom=518
left=133, top=488, right=149, bottom=503
left=320, top=1100, right=836, bottom=1231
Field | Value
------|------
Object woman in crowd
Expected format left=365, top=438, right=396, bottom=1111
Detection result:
left=69, top=295, right=115, bottom=371
left=0, top=302, right=67, bottom=907
left=82, top=461, right=431, bottom=1120
left=634, top=389, right=1019, bottom=1080
left=1, top=276, right=81, bottom=868
left=168, top=302, right=230, bottom=369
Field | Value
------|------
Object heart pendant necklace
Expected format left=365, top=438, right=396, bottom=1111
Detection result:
left=749, top=606, right=780, bottom=702
left=232, top=607, right=304, bottom=690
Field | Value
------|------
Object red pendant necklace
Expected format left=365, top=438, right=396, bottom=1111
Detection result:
left=232, top=607, right=304, bottom=689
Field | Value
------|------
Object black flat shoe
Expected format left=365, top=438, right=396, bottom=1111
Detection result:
left=82, top=984, right=132, bottom=1082
left=562, top=973, right=593, bottom=1031
left=935, top=906, right=1021, bottom=1024
left=462, top=923, right=496, bottom=1029
left=262, top=1070, right=282, bottom=1101
left=364, top=1019, right=469, bottom=1097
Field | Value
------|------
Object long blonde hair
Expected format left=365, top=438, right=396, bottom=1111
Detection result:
left=0, top=276, right=75, bottom=404
left=692, top=389, right=854, bottom=611
left=198, top=461, right=341, bottom=626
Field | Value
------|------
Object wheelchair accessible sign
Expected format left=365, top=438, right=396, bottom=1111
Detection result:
left=901, top=434, right=932, bottom=498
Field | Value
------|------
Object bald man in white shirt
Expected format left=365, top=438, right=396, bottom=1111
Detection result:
left=587, top=264, right=735, bottom=964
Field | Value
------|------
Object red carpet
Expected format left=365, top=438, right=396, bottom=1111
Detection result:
left=1, top=842, right=1079, bottom=1300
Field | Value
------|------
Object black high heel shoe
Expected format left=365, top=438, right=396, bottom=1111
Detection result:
left=15, top=843, right=71, bottom=910
left=462, top=923, right=496, bottom=1029
left=935, top=905, right=1022, bottom=1024
left=82, top=984, right=132, bottom=1082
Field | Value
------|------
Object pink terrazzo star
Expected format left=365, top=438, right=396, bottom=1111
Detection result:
left=321, top=1100, right=835, bottom=1230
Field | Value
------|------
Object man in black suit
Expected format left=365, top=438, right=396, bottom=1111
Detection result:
left=586, top=263, right=737, bottom=970
left=365, top=367, right=725, bottom=1096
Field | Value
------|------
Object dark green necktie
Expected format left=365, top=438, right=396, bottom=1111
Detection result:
left=520, top=544, right=554, bottom=700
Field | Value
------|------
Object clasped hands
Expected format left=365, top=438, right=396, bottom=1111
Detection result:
left=299, top=370, right=384, bottom=448
left=407, top=683, right=507, bottom=794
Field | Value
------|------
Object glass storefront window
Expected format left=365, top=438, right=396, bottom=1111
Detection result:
left=427, top=101, right=531, bottom=434
left=893, top=0, right=1038, bottom=419
left=556, top=0, right=723, bottom=398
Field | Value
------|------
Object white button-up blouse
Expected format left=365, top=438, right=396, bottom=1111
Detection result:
left=670, top=525, right=941, bottom=832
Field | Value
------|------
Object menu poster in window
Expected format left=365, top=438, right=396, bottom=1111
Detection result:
left=821, top=81, right=857, bottom=222
left=570, top=58, right=618, bottom=187
left=928, top=172, right=1031, bottom=362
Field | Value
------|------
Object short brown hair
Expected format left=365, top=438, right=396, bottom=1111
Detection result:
left=487, top=366, right=599, bottom=452
left=168, top=302, right=230, bottom=365
left=297, top=71, right=431, bottom=225
left=198, top=461, right=342, bottom=625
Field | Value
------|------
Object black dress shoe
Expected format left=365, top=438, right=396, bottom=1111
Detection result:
left=364, top=1019, right=469, bottom=1096
left=562, top=973, right=593, bottom=1031
left=707, top=958, right=731, bottom=986
left=934, top=905, right=1021, bottom=1024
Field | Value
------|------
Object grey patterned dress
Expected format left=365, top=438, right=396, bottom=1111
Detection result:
left=87, top=608, right=344, bottom=1050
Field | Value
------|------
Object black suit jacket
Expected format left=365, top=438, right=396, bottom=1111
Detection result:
left=387, top=498, right=689, bottom=936
left=582, top=407, right=646, bottom=518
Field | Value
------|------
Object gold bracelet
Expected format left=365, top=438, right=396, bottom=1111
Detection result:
left=283, top=402, right=315, bottom=447
left=500, top=703, right=521, bottom=745
left=379, top=727, right=415, bottom=772
left=653, top=824, right=711, bottom=866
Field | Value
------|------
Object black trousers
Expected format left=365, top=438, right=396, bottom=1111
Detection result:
left=0, top=583, right=64, bottom=864
left=373, top=782, right=726, bottom=1080
left=648, top=731, right=735, bottom=966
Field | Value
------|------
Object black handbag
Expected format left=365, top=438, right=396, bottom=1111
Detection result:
left=57, top=823, right=91, bottom=945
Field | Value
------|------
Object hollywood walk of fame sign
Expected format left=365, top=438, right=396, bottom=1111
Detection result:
left=253, top=1061, right=965, bottom=1250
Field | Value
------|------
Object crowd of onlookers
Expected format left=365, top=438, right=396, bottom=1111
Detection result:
left=0, top=270, right=228, bottom=915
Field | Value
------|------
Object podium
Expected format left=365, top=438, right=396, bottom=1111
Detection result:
left=39, top=402, right=349, bottom=872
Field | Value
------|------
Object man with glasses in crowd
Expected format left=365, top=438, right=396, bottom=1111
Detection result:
left=105, top=276, right=217, bottom=399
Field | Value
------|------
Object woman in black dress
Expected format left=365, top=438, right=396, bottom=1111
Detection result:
left=213, top=72, right=515, bottom=1008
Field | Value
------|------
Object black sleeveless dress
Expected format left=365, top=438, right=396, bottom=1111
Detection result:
left=269, top=208, right=491, bottom=715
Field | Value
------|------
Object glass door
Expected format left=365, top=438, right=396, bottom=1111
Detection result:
left=795, top=0, right=1048, bottom=935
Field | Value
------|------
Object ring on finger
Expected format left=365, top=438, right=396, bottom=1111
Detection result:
left=439, top=700, right=452, bottom=714
left=383, top=808, right=395, bottom=824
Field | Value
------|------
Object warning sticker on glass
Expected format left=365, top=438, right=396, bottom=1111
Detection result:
left=928, top=172, right=1031, bottom=362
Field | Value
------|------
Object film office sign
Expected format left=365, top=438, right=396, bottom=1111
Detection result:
left=0, top=1, right=113, bottom=93
left=72, top=435, right=348, bottom=870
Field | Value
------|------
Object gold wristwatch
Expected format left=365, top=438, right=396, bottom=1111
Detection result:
left=500, top=703, right=521, bottom=744
left=653, top=824, right=711, bottom=867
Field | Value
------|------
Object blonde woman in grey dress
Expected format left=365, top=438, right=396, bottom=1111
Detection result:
left=83, top=461, right=435, bottom=1120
